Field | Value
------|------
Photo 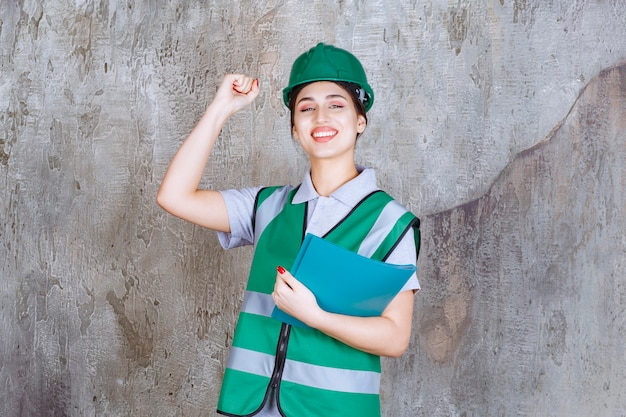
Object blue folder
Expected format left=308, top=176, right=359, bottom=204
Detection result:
left=271, top=233, right=416, bottom=328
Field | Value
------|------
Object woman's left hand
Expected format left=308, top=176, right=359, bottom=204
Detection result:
left=272, top=266, right=414, bottom=358
left=272, top=266, right=321, bottom=326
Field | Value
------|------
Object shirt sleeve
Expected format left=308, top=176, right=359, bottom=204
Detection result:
left=216, top=186, right=263, bottom=249
left=385, top=229, right=421, bottom=293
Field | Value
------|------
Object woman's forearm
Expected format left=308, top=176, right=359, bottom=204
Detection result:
left=273, top=270, right=414, bottom=357
left=307, top=291, right=414, bottom=357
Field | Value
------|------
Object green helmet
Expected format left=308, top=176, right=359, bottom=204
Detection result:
left=283, top=43, right=374, bottom=112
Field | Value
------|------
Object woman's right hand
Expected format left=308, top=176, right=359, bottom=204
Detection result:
left=213, top=74, right=260, bottom=117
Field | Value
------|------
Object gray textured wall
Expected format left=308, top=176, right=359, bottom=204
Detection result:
left=1, top=1, right=625, bottom=416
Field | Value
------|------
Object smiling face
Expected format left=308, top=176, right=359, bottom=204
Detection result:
left=291, top=81, right=367, bottom=165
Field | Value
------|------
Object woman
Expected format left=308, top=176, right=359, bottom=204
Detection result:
left=157, top=43, right=420, bottom=417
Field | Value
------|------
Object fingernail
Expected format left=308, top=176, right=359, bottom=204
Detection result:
left=277, top=266, right=286, bottom=274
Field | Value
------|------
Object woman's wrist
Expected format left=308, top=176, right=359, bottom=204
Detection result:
left=204, top=100, right=235, bottom=125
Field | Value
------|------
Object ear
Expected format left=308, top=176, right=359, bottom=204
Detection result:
left=292, top=125, right=301, bottom=141
left=356, top=115, right=367, bottom=134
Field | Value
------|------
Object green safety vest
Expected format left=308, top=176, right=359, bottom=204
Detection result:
left=217, top=185, right=420, bottom=417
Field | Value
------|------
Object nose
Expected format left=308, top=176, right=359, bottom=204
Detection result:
left=315, top=106, right=329, bottom=123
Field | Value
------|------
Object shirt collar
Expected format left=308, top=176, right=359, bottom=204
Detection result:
left=292, top=166, right=379, bottom=206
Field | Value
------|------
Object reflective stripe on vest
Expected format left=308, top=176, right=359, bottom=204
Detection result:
left=254, top=186, right=293, bottom=247
left=357, top=200, right=411, bottom=257
left=241, top=290, right=275, bottom=317
left=227, top=346, right=380, bottom=395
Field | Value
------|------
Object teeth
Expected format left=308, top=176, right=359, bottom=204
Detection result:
left=312, top=131, right=336, bottom=138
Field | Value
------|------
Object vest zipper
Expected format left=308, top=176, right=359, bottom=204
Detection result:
left=270, top=323, right=291, bottom=390
left=246, top=323, right=290, bottom=416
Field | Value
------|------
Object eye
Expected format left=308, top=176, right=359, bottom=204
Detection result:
left=298, top=104, right=315, bottom=112
left=328, top=99, right=347, bottom=109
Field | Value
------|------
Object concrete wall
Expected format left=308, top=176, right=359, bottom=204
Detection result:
left=1, top=1, right=625, bottom=416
